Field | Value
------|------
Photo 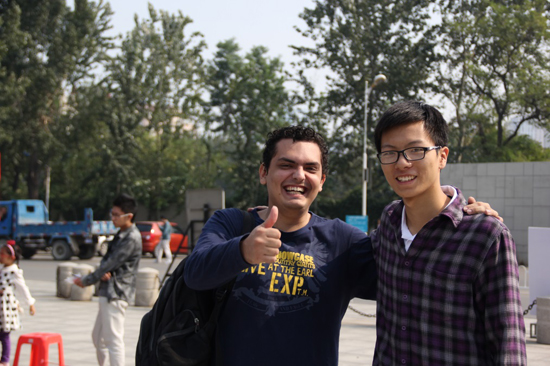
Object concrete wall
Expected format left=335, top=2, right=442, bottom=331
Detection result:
left=441, top=161, right=550, bottom=265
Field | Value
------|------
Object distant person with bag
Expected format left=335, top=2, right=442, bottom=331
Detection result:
left=74, top=194, right=141, bottom=366
left=154, top=216, right=172, bottom=264
left=0, top=240, right=36, bottom=366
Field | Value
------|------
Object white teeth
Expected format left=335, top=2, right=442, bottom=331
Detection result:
left=286, top=186, right=305, bottom=193
left=397, top=176, right=415, bottom=182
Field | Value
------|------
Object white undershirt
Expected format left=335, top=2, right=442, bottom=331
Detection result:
left=401, top=186, right=458, bottom=252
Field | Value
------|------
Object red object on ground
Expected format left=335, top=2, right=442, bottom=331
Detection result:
left=13, top=332, right=65, bottom=366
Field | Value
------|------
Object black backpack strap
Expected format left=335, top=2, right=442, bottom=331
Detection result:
left=240, top=209, right=255, bottom=236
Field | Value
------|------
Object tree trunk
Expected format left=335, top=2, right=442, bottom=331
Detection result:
left=27, top=152, right=41, bottom=199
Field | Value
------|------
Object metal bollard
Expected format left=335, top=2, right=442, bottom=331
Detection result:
left=537, top=296, right=550, bottom=344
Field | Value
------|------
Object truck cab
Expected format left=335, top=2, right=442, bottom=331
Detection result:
left=0, top=200, right=116, bottom=260
left=0, top=200, right=49, bottom=236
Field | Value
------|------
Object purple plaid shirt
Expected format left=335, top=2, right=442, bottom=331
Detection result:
left=371, top=188, right=526, bottom=365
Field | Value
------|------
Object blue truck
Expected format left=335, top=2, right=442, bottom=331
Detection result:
left=0, top=199, right=118, bottom=260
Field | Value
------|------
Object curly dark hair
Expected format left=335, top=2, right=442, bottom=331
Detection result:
left=262, top=126, right=329, bottom=175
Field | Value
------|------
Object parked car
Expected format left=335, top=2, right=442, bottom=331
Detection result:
left=136, top=221, right=188, bottom=255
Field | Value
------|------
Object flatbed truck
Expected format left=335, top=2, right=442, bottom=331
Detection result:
left=0, top=199, right=117, bottom=260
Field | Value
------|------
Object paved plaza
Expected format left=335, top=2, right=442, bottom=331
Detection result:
left=9, top=256, right=550, bottom=365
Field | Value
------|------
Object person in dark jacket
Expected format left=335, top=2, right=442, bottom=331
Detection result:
left=75, top=194, right=141, bottom=366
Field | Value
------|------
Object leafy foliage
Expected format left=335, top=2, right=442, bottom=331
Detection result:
left=204, top=39, right=292, bottom=208
left=0, top=0, right=548, bottom=227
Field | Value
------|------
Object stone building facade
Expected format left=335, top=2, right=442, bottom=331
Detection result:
left=441, top=161, right=550, bottom=265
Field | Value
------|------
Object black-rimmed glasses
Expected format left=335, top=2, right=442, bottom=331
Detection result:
left=377, top=146, right=442, bottom=165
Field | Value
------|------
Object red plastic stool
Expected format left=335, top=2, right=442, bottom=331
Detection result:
left=12, top=332, right=65, bottom=366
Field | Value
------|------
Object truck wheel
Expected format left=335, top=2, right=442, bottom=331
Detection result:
left=52, top=240, right=73, bottom=260
left=78, top=245, right=95, bottom=260
left=21, top=247, right=37, bottom=259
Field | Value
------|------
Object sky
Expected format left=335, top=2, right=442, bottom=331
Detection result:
left=103, top=0, right=317, bottom=67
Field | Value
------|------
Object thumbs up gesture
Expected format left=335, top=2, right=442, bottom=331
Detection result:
left=240, top=206, right=281, bottom=264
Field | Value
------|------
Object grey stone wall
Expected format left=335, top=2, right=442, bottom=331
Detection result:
left=441, top=161, right=550, bottom=265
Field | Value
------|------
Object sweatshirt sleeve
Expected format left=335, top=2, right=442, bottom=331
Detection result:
left=13, top=268, right=36, bottom=307
left=346, top=224, right=377, bottom=300
left=184, top=208, right=255, bottom=290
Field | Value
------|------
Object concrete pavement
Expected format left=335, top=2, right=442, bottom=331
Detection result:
left=10, top=256, right=550, bottom=365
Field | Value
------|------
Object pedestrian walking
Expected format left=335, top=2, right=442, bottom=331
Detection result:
left=74, top=194, right=141, bottom=366
left=0, top=240, right=36, bottom=366
left=154, top=216, right=172, bottom=264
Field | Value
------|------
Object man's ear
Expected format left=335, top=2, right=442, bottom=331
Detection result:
left=319, top=174, right=327, bottom=192
left=439, top=146, right=449, bottom=170
left=259, top=163, right=268, bottom=185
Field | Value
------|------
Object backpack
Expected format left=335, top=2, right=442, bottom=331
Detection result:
left=136, top=210, right=256, bottom=366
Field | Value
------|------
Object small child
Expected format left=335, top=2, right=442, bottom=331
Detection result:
left=0, top=241, right=35, bottom=366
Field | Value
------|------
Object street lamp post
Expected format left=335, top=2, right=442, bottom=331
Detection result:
left=362, top=74, right=386, bottom=217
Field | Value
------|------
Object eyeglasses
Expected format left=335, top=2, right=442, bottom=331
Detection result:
left=377, top=146, right=442, bottom=165
left=110, top=212, right=131, bottom=219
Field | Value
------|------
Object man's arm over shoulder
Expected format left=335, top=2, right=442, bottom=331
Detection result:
left=184, top=208, right=253, bottom=291
left=476, top=223, right=526, bottom=365
left=341, top=221, right=377, bottom=300
left=350, top=233, right=377, bottom=300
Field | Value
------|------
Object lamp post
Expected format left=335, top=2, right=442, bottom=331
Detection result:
left=362, top=74, right=386, bottom=217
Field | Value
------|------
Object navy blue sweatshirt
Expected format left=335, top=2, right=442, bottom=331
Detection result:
left=185, top=208, right=377, bottom=366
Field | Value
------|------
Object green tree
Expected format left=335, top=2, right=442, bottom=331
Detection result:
left=204, top=39, right=292, bottom=208
left=293, top=0, right=438, bottom=225
left=45, top=4, right=213, bottom=220
left=116, top=4, right=206, bottom=217
left=435, top=0, right=550, bottom=162
left=0, top=0, right=113, bottom=200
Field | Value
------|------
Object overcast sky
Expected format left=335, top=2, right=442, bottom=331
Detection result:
left=103, top=0, right=316, bottom=66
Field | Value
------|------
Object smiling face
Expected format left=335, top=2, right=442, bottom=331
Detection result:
left=380, top=121, right=448, bottom=203
left=260, top=139, right=326, bottom=214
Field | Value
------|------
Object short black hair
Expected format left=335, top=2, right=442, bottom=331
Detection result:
left=374, top=101, right=449, bottom=153
left=113, top=194, right=138, bottom=222
left=262, top=126, right=329, bottom=175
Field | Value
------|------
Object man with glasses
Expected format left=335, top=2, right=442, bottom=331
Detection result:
left=74, top=193, right=142, bottom=366
left=372, top=101, right=526, bottom=365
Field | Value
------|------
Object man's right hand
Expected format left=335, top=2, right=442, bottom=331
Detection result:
left=73, top=277, right=85, bottom=288
left=240, top=206, right=281, bottom=264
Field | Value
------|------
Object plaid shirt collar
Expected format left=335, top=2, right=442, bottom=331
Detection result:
left=388, top=185, right=465, bottom=232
